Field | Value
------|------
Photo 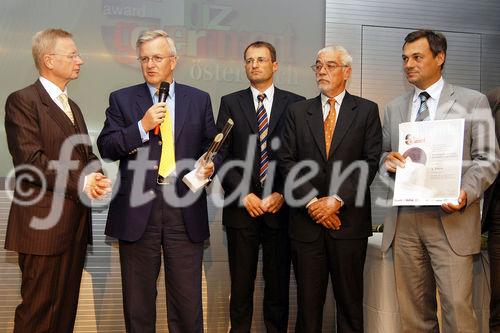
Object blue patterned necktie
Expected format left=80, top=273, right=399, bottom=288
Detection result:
left=416, top=91, right=430, bottom=121
left=257, top=93, right=269, bottom=183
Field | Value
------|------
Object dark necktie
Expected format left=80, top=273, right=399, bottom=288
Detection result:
left=257, top=94, right=269, bottom=183
left=416, top=91, right=430, bottom=122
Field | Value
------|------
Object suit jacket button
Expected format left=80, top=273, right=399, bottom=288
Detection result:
left=158, top=141, right=162, bottom=146
left=154, top=165, right=158, bottom=170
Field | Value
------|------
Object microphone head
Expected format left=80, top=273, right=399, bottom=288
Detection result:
left=159, top=81, right=169, bottom=94
left=158, top=81, right=170, bottom=102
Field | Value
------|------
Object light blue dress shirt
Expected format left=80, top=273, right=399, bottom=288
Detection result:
left=138, top=81, right=176, bottom=142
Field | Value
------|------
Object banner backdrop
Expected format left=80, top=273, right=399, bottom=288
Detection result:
left=0, top=0, right=323, bottom=175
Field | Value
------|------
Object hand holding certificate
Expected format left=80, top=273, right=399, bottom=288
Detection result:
left=392, top=119, right=464, bottom=206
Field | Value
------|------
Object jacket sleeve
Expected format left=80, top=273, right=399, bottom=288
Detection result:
left=97, top=92, right=145, bottom=161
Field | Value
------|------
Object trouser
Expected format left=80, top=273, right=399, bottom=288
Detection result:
left=119, top=188, right=204, bottom=333
left=226, top=220, right=290, bottom=333
left=394, top=206, right=477, bottom=333
left=292, top=231, right=367, bottom=333
left=14, top=214, right=88, bottom=333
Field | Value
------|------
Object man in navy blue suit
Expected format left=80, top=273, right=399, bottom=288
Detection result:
left=97, top=30, right=216, bottom=333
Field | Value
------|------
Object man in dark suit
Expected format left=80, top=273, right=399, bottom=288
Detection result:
left=278, top=45, right=382, bottom=332
left=4, top=28, right=110, bottom=333
left=97, top=30, right=216, bottom=333
left=482, top=87, right=500, bottom=331
left=216, top=41, right=304, bottom=332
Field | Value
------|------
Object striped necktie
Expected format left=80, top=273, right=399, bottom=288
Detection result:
left=257, top=93, right=269, bottom=184
left=58, top=93, right=75, bottom=124
left=324, top=98, right=337, bottom=157
left=416, top=92, right=430, bottom=121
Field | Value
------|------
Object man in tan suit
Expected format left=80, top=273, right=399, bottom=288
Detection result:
left=380, top=29, right=499, bottom=332
left=4, top=28, right=110, bottom=333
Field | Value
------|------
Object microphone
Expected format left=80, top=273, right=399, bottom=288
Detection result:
left=154, top=81, right=170, bottom=135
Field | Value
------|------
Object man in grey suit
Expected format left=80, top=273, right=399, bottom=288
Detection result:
left=380, top=29, right=499, bottom=332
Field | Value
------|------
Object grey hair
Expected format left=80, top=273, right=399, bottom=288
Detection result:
left=136, top=29, right=177, bottom=56
left=32, top=28, right=73, bottom=71
left=317, top=45, right=353, bottom=67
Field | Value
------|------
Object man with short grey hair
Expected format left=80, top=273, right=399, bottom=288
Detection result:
left=278, top=45, right=382, bottom=332
left=5, top=28, right=110, bottom=332
left=98, top=29, right=216, bottom=332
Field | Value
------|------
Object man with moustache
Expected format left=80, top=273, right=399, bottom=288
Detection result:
left=381, top=30, right=499, bottom=332
left=278, top=45, right=382, bottom=332
left=216, top=41, right=304, bottom=332
left=4, top=28, right=110, bottom=332
left=97, top=30, right=216, bottom=332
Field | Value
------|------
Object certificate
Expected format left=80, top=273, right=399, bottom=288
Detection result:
left=393, top=119, right=464, bottom=206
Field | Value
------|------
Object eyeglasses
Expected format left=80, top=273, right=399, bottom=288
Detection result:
left=50, top=53, right=82, bottom=60
left=245, top=57, right=271, bottom=65
left=138, top=55, right=175, bottom=64
left=310, top=63, right=349, bottom=73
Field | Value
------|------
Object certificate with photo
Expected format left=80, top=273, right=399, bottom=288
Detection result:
left=393, top=119, right=464, bottom=206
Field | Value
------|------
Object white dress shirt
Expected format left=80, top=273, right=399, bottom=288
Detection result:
left=250, top=84, right=274, bottom=117
left=39, top=76, right=68, bottom=112
left=410, top=76, right=444, bottom=122
left=321, top=90, right=346, bottom=121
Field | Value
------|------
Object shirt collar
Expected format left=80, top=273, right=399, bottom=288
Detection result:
left=412, top=76, right=444, bottom=103
left=147, top=81, right=175, bottom=100
left=321, top=90, right=346, bottom=107
left=39, top=76, right=67, bottom=99
left=250, top=84, right=274, bottom=102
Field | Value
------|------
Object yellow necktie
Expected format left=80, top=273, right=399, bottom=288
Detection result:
left=158, top=104, right=175, bottom=177
left=58, top=93, right=75, bottom=124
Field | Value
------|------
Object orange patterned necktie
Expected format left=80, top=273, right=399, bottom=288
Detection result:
left=324, top=98, right=337, bottom=157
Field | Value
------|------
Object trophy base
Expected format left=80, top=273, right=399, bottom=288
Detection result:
left=182, top=169, right=209, bottom=192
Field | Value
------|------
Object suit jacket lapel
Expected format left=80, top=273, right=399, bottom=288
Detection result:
left=306, top=95, right=327, bottom=162
left=434, top=82, right=456, bottom=120
left=329, top=92, right=358, bottom=157
left=67, top=99, right=90, bottom=157
left=237, top=88, right=258, bottom=134
left=174, top=84, right=188, bottom=141
left=400, top=90, right=413, bottom=123
left=135, top=83, right=154, bottom=122
left=35, top=80, right=74, bottom=135
left=69, top=99, right=85, bottom=134
left=268, top=88, right=287, bottom=136
left=34, top=80, right=88, bottom=157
